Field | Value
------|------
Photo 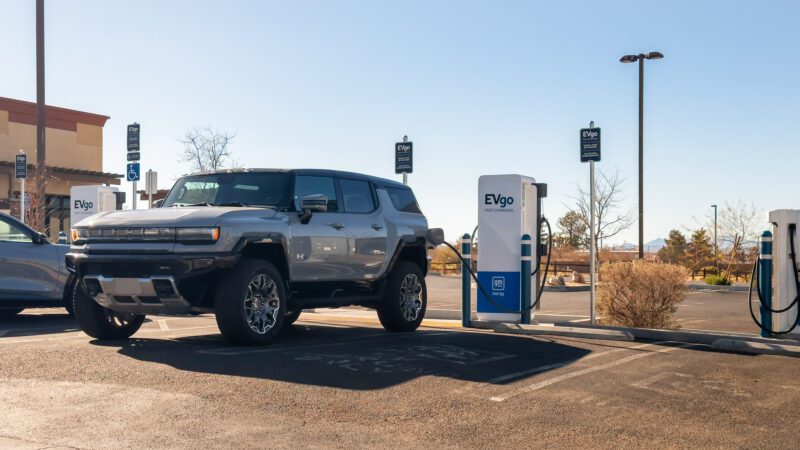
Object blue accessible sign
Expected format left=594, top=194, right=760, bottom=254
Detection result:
left=127, top=163, right=141, bottom=182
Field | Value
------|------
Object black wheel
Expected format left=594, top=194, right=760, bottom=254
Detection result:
left=73, top=280, right=145, bottom=340
left=214, top=259, right=287, bottom=345
left=377, top=261, right=427, bottom=332
left=64, top=276, right=76, bottom=317
left=64, top=300, right=75, bottom=318
left=284, top=309, right=301, bottom=326
left=0, top=308, right=23, bottom=320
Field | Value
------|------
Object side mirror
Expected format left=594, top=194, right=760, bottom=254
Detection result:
left=300, top=194, right=328, bottom=213
left=153, top=199, right=165, bottom=208
left=426, top=228, right=445, bottom=246
left=299, top=194, right=328, bottom=224
left=32, top=232, right=49, bottom=245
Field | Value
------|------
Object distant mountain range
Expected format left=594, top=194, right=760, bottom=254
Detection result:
left=645, top=238, right=666, bottom=251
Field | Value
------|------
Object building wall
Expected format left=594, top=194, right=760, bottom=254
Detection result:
left=0, top=97, right=118, bottom=239
left=0, top=120, right=104, bottom=173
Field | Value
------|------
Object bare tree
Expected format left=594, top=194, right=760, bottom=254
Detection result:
left=24, top=164, right=58, bottom=234
left=571, top=168, right=635, bottom=253
left=179, top=126, right=236, bottom=172
left=717, top=200, right=762, bottom=248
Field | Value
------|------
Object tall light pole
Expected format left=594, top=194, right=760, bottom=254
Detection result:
left=35, top=0, right=46, bottom=230
left=711, top=204, right=719, bottom=274
left=620, top=51, right=663, bottom=259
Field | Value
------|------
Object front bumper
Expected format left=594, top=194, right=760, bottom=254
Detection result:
left=66, top=251, right=238, bottom=314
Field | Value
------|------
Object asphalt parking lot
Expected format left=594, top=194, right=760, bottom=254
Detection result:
left=1, top=308, right=799, bottom=449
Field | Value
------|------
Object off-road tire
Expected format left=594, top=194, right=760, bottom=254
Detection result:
left=377, top=261, right=427, bottom=332
left=214, top=259, right=287, bottom=345
left=64, top=276, right=76, bottom=317
left=73, top=281, right=145, bottom=339
left=0, top=308, right=24, bottom=319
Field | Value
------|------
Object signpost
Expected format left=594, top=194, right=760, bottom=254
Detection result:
left=15, top=151, right=27, bottom=223
left=145, top=169, right=158, bottom=208
left=395, top=136, right=413, bottom=185
left=580, top=123, right=601, bottom=325
left=127, top=123, right=140, bottom=209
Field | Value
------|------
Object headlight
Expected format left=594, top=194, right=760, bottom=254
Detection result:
left=176, top=227, right=220, bottom=243
left=71, top=228, right=89, bottom=244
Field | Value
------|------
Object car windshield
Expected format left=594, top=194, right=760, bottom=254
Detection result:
left=162, top=172, right=292, bottom=208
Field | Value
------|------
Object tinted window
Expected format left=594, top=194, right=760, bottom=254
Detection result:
left=0, top=217, right=32, bottom=243
left=386, top=187, right=422, bottom=214
left=163, top=172, right=292, bottom=208
left=294, top=175, right=339, bottom=211
left=340, top=179, right=376, bottom=213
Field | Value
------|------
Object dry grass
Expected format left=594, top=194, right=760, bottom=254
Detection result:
left=598, top=261, right=687, bottom=329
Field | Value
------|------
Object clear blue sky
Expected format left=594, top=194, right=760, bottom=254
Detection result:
left=2, top=0, right=798, bottom=244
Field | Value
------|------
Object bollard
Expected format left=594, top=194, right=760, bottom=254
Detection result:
left=461, top=233, right=471, bottom=327
left=521, top=234, right=532, bottom=324
left=58, top=231, right=67, bottom=245
left=759, top=230, right=773, bottom=337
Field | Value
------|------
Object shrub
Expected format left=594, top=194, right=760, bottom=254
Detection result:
left=597, top=261, right=687, bottom=329
left=704, top=275, right=731, bottom=286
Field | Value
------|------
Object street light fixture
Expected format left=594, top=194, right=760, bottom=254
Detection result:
left=620, top=51, right=664, bottom=259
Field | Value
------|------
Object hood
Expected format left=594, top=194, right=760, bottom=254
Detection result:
left=74, top=207, right=279, bottom=228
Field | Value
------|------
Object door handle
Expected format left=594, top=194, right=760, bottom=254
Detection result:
left=327, top=223, right=345, bottom=230
left=371, top=224, right=384, bottom=231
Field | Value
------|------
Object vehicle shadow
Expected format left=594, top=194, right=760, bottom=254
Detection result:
left=96, top=322, right=593, bottom=391
left=0, top=309, right=79, bottom=338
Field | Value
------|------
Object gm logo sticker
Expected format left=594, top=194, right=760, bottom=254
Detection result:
left=492, top=276, right=505, bottom=291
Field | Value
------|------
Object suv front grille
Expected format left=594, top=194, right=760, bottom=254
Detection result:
left=84, top=262, right=189, bottom=278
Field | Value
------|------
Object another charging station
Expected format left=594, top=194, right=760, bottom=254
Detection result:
left=752, top=210, right=800, bottom=337
left=476, top=174, right=547, bottom=323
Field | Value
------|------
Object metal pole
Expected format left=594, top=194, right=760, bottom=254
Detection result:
left=36, top=0, right=46, bottom=230
left=521, top=234, right=532, bottom=325
left=461, top=233, right=472, bottom=327
left=20, top=178, right=25, bottom=224
left=758, top=230, right=773, bottom=337
left=403, top=173, right=407, bottom=185
left=147, top=169, right=153, bottom=208
left=713, top=204, right=719, bottom=274
left=638, top=56, right=644, bottom=259
left=590, top=160, right=596, bottom=325
left=132, top=181, right=137, bottom=210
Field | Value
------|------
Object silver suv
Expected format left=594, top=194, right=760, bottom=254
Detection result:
left=67, top=169, right=436, bottom=345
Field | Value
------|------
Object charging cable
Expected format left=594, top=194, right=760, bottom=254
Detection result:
left=443, top=218, right=553, bottom=314
left=748, top=224, right=800, bottom=335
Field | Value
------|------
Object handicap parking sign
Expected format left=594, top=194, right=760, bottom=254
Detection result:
left=127, top=163, right=141, bottom=182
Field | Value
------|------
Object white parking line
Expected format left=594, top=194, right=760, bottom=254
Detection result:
left=454, top=342, right=652, bottom=395
left=489, top=342, right=693, bottom=402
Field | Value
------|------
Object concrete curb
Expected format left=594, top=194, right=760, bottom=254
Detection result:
left=471, top=321, right=634, bottom=341
left=687, top=283, right=749, bottom=292
left=561, top=323, right=800, bottom=347
left=710, top=339, right=800, bottom=358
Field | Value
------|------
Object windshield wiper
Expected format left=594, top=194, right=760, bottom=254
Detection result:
left=212, top=202, right=276, bottom=209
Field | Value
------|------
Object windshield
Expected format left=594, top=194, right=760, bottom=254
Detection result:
left=162, top=172, right=292, bottom=208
